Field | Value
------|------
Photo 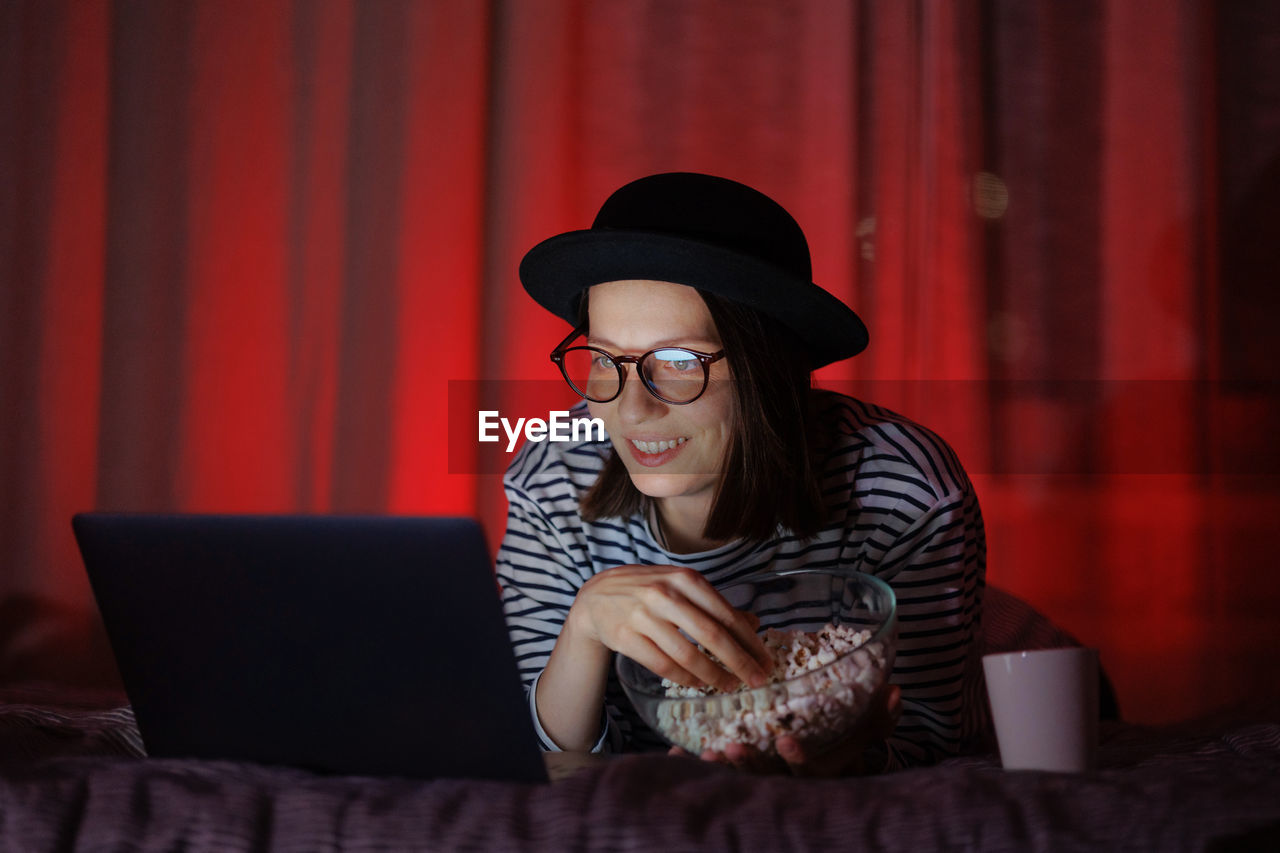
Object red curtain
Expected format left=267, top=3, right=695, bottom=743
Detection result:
left=3, top=0, right=1278, bottom=722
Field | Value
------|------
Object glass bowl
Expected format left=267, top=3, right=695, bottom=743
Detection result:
left=616, top=568, right=897, bottom=756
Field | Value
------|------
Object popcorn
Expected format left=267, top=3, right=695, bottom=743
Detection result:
left=653, top=623, right=889, bottom=755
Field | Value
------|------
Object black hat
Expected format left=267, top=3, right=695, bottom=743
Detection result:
left=518, top=172, right=868, bottom=368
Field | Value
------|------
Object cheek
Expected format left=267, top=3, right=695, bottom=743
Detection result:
left=683, top=407, right=734, bottom=461
left=708, top=422, right=734, bottom=458
left=695, top=392, right=736, bottom=441
left=586, top=400, right=612, bottom=426
left=588, top=401, right=626, bottom=446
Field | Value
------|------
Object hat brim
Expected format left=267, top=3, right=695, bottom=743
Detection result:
left=519, top=229, right=868, bottom=368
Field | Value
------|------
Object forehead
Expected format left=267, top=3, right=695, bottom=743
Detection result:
left=586, top=280, right=718, bottom=345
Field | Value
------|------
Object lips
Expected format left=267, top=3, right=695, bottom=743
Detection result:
left=626, top=436, right=688, bottom=468
left=630, top=437, right=686, bottom=454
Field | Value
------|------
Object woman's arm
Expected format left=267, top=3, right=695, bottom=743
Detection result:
left=873, top=487, right=986, bottom=768
left=536, top=564, right=771, bottom=749
left=495, top=486, right=606, bottom=751
left=496, top=489, right=771, bottom=752
left=531, top=600, right=613, bottom=751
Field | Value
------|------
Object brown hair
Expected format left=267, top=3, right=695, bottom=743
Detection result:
left=578, top=288, right=828, bottom=543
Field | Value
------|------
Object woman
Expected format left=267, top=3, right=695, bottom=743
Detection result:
left=496, top=173, right=986, bottom=775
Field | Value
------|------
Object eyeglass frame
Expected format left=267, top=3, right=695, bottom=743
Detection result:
left=549, top=326, right=727, bottom=405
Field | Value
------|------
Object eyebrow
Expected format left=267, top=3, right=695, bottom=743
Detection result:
left=587, top=335, right=721, bottom=352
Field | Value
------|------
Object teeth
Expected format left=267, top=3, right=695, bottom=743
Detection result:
left=630, top=437, right=687, bottom=454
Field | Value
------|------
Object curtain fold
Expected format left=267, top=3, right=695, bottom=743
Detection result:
left=2, top=0, right=1277, bottom=721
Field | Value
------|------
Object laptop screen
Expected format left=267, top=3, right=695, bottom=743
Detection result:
left=72, top=513, right=548, bottom=783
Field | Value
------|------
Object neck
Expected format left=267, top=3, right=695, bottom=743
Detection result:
left=653, top=495, right=722, bottom=554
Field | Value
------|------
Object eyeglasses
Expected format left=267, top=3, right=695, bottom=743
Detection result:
left=549, top=327, right=726, bottom=405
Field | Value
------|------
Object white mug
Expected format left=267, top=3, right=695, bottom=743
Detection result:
left=982, top=647, right=1099, bottom=772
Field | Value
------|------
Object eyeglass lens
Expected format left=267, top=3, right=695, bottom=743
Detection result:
left=559, top=347, right=708, bottom=403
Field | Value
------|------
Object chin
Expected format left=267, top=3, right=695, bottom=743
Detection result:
left=625, top=471, right=714, bottom=499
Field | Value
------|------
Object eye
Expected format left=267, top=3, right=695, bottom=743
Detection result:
left=652, top=349, right=698, bottom=372
left=592, top=353, right=615, bottom=369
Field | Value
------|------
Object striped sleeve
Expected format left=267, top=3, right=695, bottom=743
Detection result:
left=821, top=396, right=987, bottom=768
left=871, top=474, right=986, bottom=769
left=493, top=450, right=619, bottom=753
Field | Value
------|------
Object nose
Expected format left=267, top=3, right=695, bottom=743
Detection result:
left=615, top=365, right=667, bottom=424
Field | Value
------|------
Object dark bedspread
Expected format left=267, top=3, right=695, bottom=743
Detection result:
left=2, top=686, right=1279, bottom=852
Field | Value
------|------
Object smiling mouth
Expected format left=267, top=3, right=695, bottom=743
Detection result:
left=630, top=437, right=687, bottom=454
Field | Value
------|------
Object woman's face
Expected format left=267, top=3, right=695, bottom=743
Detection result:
left=585, top=280, right=734, bottom=508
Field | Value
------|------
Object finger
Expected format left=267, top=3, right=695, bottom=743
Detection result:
left=660, top=571, right=774, bottom=672
left=724, top=741, right=788, bottom=775
left=776, top=736, right=811, bottom=775
left=625, top=632, right=709, bottom=690
left=636, top=611, right=750, bottom=693
left=675, top=617, right=766, bottom=691
left=721, top=742, right=753, bottom=773
left=701, top=749, right=732, bottom=766
left=718, top=607, right=771, bottom=670
left=647, top=587, right=771, bottom=689
left=610, top=564, right=771, bottom=678
left=735, top=610, right=768, bottom=667
left=776, top=735, right=854, bottom=778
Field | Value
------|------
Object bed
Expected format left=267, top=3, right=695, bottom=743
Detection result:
left=2, top=681, right=1278, bottom=852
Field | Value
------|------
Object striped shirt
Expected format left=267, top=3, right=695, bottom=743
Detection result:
left=495, top=390, right=987, bottom=768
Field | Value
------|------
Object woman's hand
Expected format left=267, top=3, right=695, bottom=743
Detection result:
left=568, top=564, right=773, bottom=693
left=669, top=683, right=903, bottom=777
left=775, top=683, right=902, bottom=776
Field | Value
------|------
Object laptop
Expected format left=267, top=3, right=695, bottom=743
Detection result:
left=72, top=513, right=548, bottom=783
